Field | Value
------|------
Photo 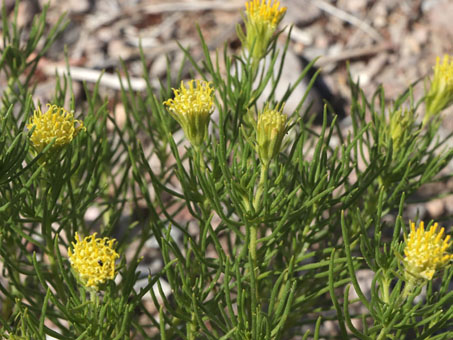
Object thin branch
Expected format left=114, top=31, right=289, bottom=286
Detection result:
left=142, top=1, right=245, bottom=14
left=42, top=65, right=156, bottom=92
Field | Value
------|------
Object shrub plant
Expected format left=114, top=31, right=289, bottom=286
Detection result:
left=1, top=1, right=453, bottom=339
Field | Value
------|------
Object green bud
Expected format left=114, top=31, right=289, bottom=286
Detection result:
left=256, top=105, right=287, bottom=166
left=389, top=108, right=415, bottom=152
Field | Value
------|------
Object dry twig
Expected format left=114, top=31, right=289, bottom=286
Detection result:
left=43, top=65, right=156, bottom=92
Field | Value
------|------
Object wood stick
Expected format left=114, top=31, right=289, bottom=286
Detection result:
left=43, top=65, right=155, bottom=92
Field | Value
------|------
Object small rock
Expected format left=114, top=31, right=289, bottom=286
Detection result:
left=340, top=0, right=369, bottom=13
left=405, top=203, right=427, bottom=222
left=284, top=0, right=322, bottom=27
left=107, top=103, right=127, bottom=131
left=16, top=0, right=40, bottom=28
left=145, top=225, right=183, bottom=249
left=372, top=3, right=389, bottom=28
left=150, top=54, right=168, bottom=79
left=348, top=269, right=374, bottom=314
left=84, top=205, right=101, bottom=223
left=443, top=195, right=453, bottom=214
left=427, top=0, right=453, bottom=36
left=349, top=61, right=369, bottom=85
left=67, top=0, right=91, bottom=14
left=426, top=198, right=445, bottom=219
left=412, top=25, right=429, bottom=46
left=108, top=39, right=133, bottom=60
left=401, top=35, right=421, bottom=57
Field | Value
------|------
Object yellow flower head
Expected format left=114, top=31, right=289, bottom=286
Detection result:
left=404, top=221, right=453, bottom=281
left=241, top=0, right=286, bottom=60
left=163, top=80, right=214, bottom=146
left=245, top=0, right=287, bottom=28
left=68, top=232, right=119, bottom=290
left=256, top=105, right=287, bottom=165
left=425, top=55, right=453, bottom=123
left=27, top=104, right=85, bottom=153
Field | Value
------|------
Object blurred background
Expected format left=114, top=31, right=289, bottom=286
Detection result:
left=2, top=0, right=452, bottom=110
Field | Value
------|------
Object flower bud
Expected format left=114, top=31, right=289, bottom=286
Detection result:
left=163, top=80, right=214, bottom=147
left=389, top=108, right=415, bottom=152
left=256, top=106, right=287, bottom=165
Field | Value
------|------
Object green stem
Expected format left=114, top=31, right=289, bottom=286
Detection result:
left=376, top=326, right=390, bottom=340
left=188, top=311, right=197, bottom=340
left=90, top=289, right=97, bottom=305
left=247, top=163, right=268, bottom=316
left=193, top=145, right=212, bottom=214
left=89, top=289, right=99, bottom=334
left=249, top=225, right=258, bottom=265
left=4, top=76, right=17, bottom=102
left=193, top=145, right=206, bottom=173
left=374, top=277, right=392, bottom=339
left=381, top=277, right=390, bottom=305
left=401, top=278, right=416, bottom=300
left=251, top=57, right=260, bottom=81
left=253, top=164, right=268, bottom=211
left=249, top=164, right=268, bottom=263
left=376, top=277, right=417, bottom=339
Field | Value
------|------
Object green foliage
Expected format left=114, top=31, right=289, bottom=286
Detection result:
left=1, top=1, right=453, bottom=339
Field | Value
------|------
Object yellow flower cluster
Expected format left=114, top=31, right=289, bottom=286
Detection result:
left=241, top=0, right=286, bottom=60
left=256, top=106, right=287, bottom=165
left=27, top=104, right=85, bottom=153
left=163, top=80, right=214, bottom=147
left=68, top=232, right=119, bottom=290
left=425, top=55, right=453, bottom=124
left=245, top=0, right=287, bottom=28
left=404, top=221, right=453, bottom=281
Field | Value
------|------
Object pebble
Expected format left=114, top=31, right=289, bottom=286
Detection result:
left=426, top=198, right=445, bottom=219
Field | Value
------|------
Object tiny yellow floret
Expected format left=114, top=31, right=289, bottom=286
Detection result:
left=256, top=106, right=287, bottom=165
left=163, top=80, right=214, bottom=146
left=27, top=104, right=85, bottom=153
left=425, top=55, right=453, bottom=124
left=68, top=232, right=119, bottom=289
left=404, top=221, right=453, bottom=281
left=241, top=0, right=287, bottom=60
